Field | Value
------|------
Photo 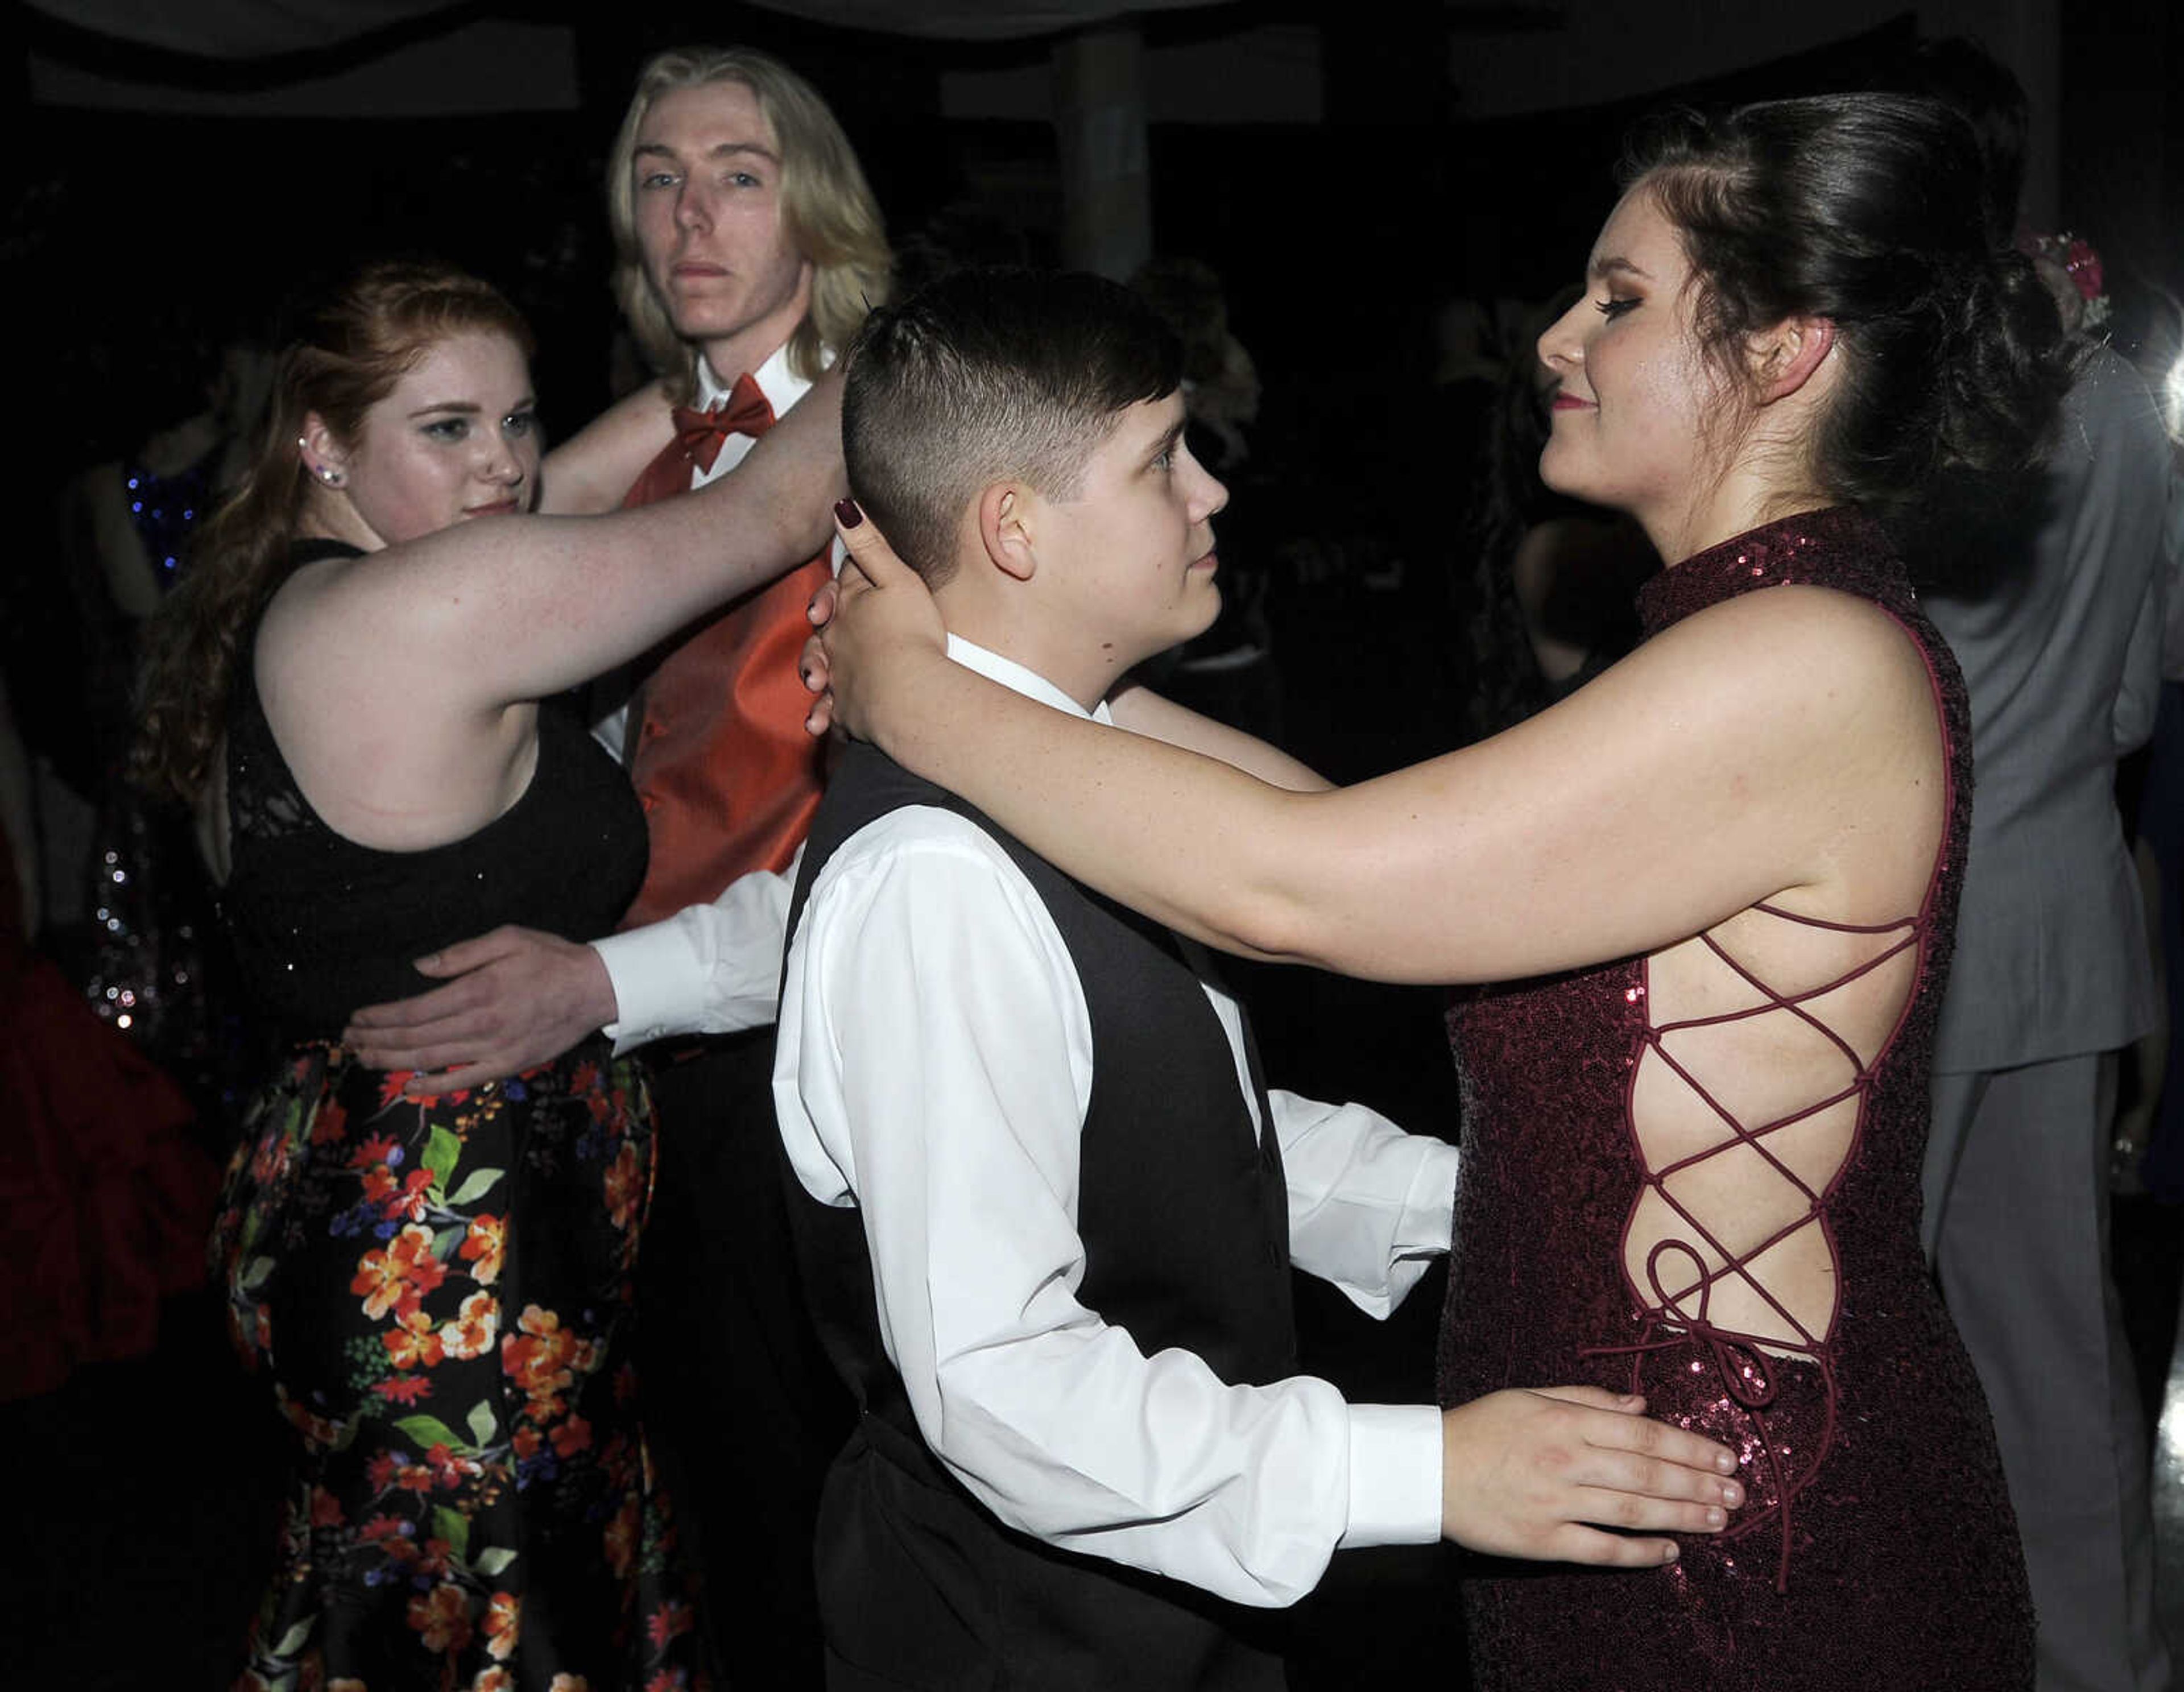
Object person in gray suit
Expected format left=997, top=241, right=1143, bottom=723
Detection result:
left=1911, top=42, right=2174, bottom=1692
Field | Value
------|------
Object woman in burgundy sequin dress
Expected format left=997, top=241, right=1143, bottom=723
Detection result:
left=811, top=97, right=2068, bottom=1689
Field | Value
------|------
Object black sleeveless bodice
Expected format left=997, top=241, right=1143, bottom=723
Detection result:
left=221, top=542, right=647, bottom=1039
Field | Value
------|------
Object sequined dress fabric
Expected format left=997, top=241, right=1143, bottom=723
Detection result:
left=85, top=456, right=240, bottom=1109
left=1437, top=508, right=2033, bottom=1690
left=210, top=543, right=707, bottom=1689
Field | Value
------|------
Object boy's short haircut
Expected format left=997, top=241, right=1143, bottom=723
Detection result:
left=842, top=268, right=1184, bottom=586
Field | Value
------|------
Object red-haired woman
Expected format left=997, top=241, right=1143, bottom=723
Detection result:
left=136, top=260, right=839, bottom=1690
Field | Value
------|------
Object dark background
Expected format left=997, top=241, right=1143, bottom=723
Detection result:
left=8, top=3, right=2182, bottom=525
left=6, top=3, right=2181, bottom=1685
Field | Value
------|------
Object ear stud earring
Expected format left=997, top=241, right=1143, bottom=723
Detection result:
left=300, top=438, right=344, bottom=487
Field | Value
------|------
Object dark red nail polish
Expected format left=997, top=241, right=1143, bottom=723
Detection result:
left=834, top=498, right=863, bottom=529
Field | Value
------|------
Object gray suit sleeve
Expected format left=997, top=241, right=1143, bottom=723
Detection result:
left=2161, top=460, right=2184, bottom=681
left=2116, top=560, right=2163, bottom=754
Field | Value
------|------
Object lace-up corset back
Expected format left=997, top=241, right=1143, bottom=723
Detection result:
left=1607, top=510, right=1966, bottom=1370
left=221, top=542, right=648, bottom=1040
left=1627, top=895, right=1931, bottom=1363
left=1595, top=510, right=1960, bottom=1576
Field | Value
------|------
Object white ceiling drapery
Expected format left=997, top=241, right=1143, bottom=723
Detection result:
left=23, top=0, right=1226, bottom=57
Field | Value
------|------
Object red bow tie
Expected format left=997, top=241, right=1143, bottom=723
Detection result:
left=671, top=371, right=776, bottom=474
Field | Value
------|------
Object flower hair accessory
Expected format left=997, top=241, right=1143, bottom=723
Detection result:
left=2024, top=230, right=2111, bottom=334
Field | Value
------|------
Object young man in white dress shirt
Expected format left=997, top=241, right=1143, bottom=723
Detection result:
left=775, top=269, right=1745, bottom=1689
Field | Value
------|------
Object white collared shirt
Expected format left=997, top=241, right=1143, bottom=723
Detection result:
left=772, top=635, right=1454, bottom=1609
left=688, top=341, right=813, bottom=489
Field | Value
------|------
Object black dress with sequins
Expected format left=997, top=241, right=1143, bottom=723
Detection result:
left=84, top=453, right=236, bottom=1101
left=209, top=543, right=707, bottom=1690
left=1437, top=509, right=2033, bottom=1690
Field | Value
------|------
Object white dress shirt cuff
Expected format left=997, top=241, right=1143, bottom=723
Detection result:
left=595, top=854, right=801, bottom=1053
left=1275, top=1091, right=1461, bottom=1318
left=1398, top=1137, right=1465, bottom=1255
left=1338, top=1401, right=1445, bottom=1549
left=594, top=920, right=713, bottom=1053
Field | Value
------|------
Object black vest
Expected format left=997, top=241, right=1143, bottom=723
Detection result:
left=783, top=739, right=1296, bottom=1690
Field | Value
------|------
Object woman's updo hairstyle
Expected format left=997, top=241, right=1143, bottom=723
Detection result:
left=1621, top=94, right=2074, bottom=520
left=133, top=261, right=533, bottom=808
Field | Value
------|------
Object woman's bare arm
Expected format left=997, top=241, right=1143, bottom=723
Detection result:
left=272, top=371, right=845, bottom=717
left=76, top=464, right=165, bottom=618
left=1105, top=683, right=1331, bottom=792
left=822, top=515, right=1943, bottom=986
left=536, top=379, right=677, bottom=515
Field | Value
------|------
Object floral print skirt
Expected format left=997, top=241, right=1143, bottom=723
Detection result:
left=211, top=1039, right=706, bottom=1691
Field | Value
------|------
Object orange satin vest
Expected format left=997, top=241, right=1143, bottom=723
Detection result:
left=616, top=386, right=830, bottom=930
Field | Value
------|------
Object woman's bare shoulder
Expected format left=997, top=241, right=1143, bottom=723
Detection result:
left=253, top=549, right=361, bottom=671
left=1640, top=579, right=1938, bottom=719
